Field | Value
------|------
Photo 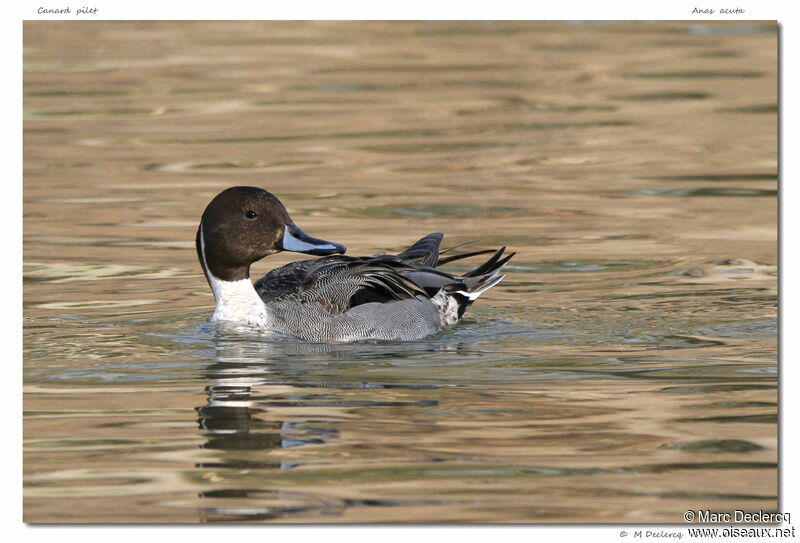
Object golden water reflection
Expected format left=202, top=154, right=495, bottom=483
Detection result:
left=23, top=21, right=776, bottom=523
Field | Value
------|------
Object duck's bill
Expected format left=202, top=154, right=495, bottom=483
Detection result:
left=280, top=224, right=346, bottom=256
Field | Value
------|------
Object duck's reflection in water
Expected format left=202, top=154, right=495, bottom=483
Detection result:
left=197, top=377, right=284, bottom=461
left=193, top=334, right=456, bottom=521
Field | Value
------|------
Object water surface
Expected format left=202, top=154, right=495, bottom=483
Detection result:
left=23, top=21, right=777, bottom=523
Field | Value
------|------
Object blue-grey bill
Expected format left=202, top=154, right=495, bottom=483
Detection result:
left=280, top=224, right=346, bottom=255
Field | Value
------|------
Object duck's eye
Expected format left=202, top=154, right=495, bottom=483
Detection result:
left=245, top=210, right=257, bottom=219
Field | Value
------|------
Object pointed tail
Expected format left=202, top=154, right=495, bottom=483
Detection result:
left=444, top=247, right=515, bottom=318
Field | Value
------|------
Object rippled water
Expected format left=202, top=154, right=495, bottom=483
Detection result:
left=23, top=21, right=777, bottom=523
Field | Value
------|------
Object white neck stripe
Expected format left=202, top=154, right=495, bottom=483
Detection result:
left=198, top=223, right=216, bottom=301
left=199, top=223, right=271, bottom=327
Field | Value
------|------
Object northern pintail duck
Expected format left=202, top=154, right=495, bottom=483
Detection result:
left=197, top=187, right=514, bottom=342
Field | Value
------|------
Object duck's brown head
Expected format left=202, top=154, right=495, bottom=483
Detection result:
left=196, top=186, right=346, bottom=282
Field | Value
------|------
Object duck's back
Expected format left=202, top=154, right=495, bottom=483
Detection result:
left=252, top=233, right=511, bottom=342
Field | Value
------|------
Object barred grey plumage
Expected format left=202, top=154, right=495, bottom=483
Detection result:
left=252, top=233, right=514, bottom=342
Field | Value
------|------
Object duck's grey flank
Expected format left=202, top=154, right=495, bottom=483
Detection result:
left=197, top=186, right=514, bottom=342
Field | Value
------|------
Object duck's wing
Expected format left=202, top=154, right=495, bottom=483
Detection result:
left=252, top=257, right=332, bottom=302
left=253, top=255, right=431, bottom=315
left=253, top=234, right=514, bottom=317
left=254, top=233, right=446, bottom=308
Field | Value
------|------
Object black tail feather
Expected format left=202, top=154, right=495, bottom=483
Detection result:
left=437, top=248, right=497, bottom=266
left=464, top=247, right=505, bottom=277
left=464, top=247, right=514, bottom=278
